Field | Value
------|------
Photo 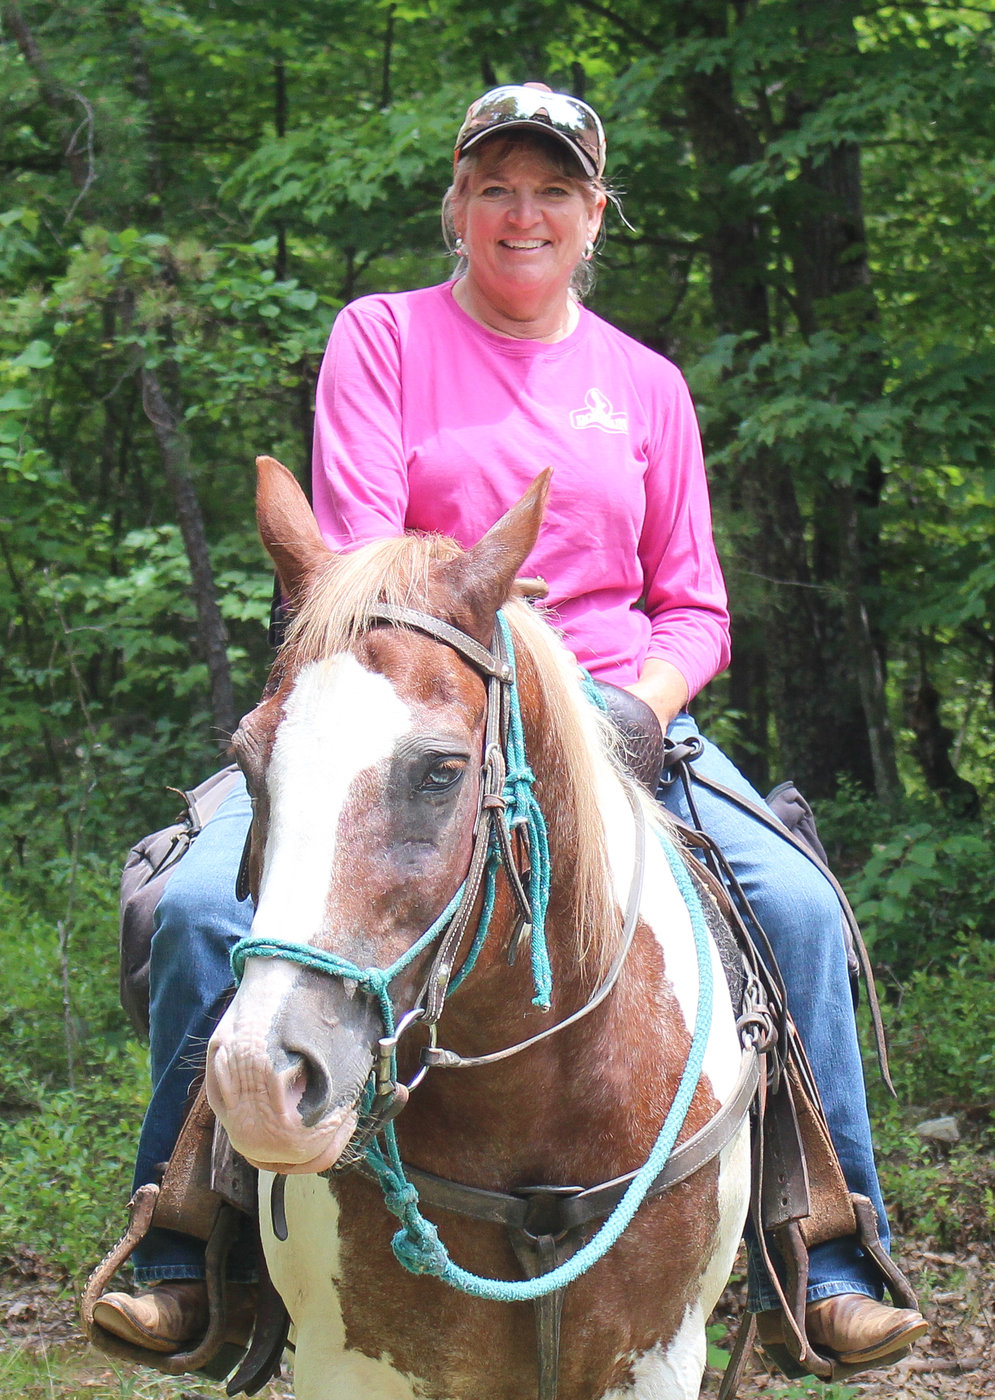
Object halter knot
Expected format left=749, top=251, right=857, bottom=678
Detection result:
left=384, top=1182, right=419, bottom=1215
left=391, top=1221, right=448, bottom=1276
left=379, top=1173, right=449, bottom=1275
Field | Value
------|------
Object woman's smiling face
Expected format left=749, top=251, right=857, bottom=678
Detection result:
left=453, top=141, right=605, bottom=320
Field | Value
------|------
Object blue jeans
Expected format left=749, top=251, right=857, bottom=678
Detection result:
left=134, top=722, right=889, bottom=1306
left=132, top=775, right=256, bottom=1283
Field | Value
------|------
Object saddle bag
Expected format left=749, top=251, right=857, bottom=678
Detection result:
left=119, top=765, right=241, bottom=1037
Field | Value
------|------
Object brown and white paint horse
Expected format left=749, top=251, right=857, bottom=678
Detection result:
left=205, top=456, right=750, bottom=1400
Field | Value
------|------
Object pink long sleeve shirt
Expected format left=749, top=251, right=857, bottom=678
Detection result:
left=312, top=281, right=730, bottom=696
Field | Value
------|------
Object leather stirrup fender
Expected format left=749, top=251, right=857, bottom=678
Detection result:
left=80, top=1084, right=281, bottom=1384
left=733, top=1036, right=921, bottom=1392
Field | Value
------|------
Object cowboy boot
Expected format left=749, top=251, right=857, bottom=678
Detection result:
left=93, top=1280, right=256, bottom=1353
left=756, top=1292, right=927, bottom=1374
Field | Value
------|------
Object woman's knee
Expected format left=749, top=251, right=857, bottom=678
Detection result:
left=151, top=847, right=252, bottom=989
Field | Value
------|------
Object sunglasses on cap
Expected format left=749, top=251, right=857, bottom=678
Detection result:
left=454, top=84, right=606, bottom=179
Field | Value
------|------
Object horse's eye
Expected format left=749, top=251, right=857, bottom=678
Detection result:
left=418, top=758, right=467, bottom=794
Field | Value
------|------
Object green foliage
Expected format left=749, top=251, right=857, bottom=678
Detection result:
left=846, top=819, right=995, bottom=980
left=0, top=863, right=146, bottom=1271
left=0, top=1335, right=292, bottom=1397
left=690, top=330, right=907, bottom=487
left=0, top=1063, right=145, bottom=1270
left=871, top=1104, right=995, bottom=1248
left=880, top=935, right=995, bottom=1114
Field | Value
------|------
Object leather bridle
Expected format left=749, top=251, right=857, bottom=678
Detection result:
left=346, top=604, right=650, bottom=1144
left=233, top=603, right=651, bottom=1149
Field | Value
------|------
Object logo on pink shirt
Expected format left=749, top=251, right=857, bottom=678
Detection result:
left=569, top=388, right=628, bottom=434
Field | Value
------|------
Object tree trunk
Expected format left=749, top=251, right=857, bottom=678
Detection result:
left=2, top=1, right=95, bottom=205
left=784, top=1, right=901, bottom=800
left=906, top=671, right=981, bottom=818
left=139, top=363, right=237, bottom=740
left=680, top=8, right=859, bottom=796
left=836, top=485, right=900, bottom=801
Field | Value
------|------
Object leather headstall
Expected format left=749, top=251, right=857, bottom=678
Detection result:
left=364, top=604, right=532, bottom=1024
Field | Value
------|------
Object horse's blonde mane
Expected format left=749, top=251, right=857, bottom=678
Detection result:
left=285, top=532, right=633, bottom=977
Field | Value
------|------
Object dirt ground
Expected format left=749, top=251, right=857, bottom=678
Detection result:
left=1, top=1237, right=992, bottom=1398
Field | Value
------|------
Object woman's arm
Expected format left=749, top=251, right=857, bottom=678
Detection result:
left=311, top=299, right=410, bottom=548
left=625, top=657, right=689, bottom=733
left=636, top=369, right=730, bottom=704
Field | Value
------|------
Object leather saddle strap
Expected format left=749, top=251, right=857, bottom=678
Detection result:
left=748, top=1072, right=834, bottom=1380
left=353, top=1045, right=759, bottom=1233
left=679, top=764, right=894, bottom=1093
left=507, top=1227, right=573, bottom=1400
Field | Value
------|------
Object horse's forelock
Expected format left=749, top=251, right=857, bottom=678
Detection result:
left=285, top=532, right=464, bottom=664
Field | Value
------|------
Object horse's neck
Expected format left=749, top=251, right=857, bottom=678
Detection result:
left=399, top=784, right=673, bottom=1189
left=398, top=935, right=667, bottom=1189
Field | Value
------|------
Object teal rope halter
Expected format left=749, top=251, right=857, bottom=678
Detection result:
left=229, top=606, right=714, bottom=1301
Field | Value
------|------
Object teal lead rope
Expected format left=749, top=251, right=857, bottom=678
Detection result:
left=367, top=829, right=713, bottom=1296
left=494, top=611, right=552, bottom=1009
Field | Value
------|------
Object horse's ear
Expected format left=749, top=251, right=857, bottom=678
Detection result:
left=438, top=469, right=552, bottom=643
left=255, top=455, right=331, bottom=603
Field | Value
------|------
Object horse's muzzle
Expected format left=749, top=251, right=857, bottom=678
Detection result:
left=205, top=958, right=380, bottom=1174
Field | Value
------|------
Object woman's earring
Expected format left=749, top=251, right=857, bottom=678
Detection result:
left=583, top=240, right=595, bottom=262
left=455, top=235, right=466, bottom=257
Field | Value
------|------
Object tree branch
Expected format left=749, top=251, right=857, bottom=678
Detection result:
left=1, top=0, right=96, bottom=211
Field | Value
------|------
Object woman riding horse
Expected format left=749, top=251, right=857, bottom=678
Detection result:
left=95, top=81, right=925, bottom=1376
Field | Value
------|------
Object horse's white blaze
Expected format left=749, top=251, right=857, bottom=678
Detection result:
left=262, top=1171, right=435, bottom=1400
left=251, top=655, right=412, bottom=949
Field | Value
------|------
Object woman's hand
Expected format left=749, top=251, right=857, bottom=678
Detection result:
left=624, top=658, right=689, bottom=735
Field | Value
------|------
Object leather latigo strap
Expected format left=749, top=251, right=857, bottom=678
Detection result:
left=673, top=758, right=896, bottom=1094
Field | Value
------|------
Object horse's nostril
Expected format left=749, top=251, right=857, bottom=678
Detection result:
left=290, top=1050, right=332, bottom=1127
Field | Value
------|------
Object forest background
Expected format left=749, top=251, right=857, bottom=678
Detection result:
left=1, top=0, right=993, bottom=1391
